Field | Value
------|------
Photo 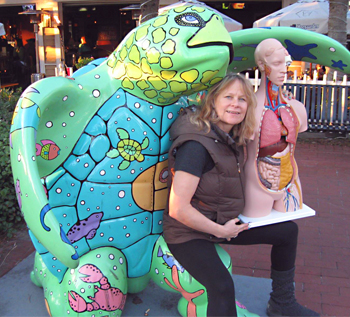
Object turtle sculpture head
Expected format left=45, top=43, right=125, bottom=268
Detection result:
left=107, top=5, right=233, bottom=105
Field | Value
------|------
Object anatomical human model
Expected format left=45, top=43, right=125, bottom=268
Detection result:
left=243, top=38, right=308, bottom=218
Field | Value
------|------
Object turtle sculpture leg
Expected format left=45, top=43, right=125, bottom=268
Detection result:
left=150, top=236, right=259, bottom=317
left=31, top=235, right=258, bottom=317
left=31, top=247, right=128, bottom=317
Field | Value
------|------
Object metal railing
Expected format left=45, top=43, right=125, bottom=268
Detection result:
left=245, top=71, right=350, bottom=132
left=284, top=81, right=349, bottom=132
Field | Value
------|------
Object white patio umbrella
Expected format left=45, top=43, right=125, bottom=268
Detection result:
left=253, top=0, right=349, bottom=34
left=0, top=23, right=5, bottom=36
left=159, top=0, right=243, bottom=32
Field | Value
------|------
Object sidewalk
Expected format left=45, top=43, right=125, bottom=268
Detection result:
left=1, top=133, right=350, bottom=316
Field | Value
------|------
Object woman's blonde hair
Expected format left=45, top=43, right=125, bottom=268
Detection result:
left=190, top=73, right=256, bottom=145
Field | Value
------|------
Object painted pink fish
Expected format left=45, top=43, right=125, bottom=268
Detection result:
left=35, top=139, right=60, bottom=160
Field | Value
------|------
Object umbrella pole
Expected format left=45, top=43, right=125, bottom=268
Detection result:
left=34, top=23, right=40, bottom=74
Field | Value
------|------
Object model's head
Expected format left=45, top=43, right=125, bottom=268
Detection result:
left=254, top=38, right=292, bottom=86
left=192, top=73, right=256, bottom=145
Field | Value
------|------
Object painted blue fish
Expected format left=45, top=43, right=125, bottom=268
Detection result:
left=67, top=212, right=103, bottom=243
left=157, top=246, right=185, bottom=273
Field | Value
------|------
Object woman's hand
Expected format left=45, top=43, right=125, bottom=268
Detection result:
left=169, top=171, right=250, bottom=240
left=170, top=172, right=250, bottom=240
left=221, top=218, right=249, bottom=241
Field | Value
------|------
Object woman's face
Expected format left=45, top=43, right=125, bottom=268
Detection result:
left=213, top=80, right=248, bottom=133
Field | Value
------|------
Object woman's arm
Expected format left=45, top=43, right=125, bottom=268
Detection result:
left=169, top=171, right=249, bottom=240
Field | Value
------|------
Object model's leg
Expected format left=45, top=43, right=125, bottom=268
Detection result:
left=243, top=181, right=277, bottom=217
left=168, top=239, right=237, bottom=317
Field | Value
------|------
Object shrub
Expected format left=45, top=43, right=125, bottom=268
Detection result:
left=0, top=87, right=23, bottom=236
left=75, top=57, right=94, bottom=69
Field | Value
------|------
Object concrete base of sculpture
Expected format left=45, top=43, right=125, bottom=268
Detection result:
left=238, top=204, right=316, bottom=228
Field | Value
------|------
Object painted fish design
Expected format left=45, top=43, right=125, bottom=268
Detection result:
left=35, top=139, right=60, bottom=160
left=67, top=212, right=103, bottom=243
left=157, top=246, right=185, bottom=273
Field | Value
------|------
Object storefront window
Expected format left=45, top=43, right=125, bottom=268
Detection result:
left=62, top=4, right=136, bottom=68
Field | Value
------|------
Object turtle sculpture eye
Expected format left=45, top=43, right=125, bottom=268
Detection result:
left=175, top=12, right=206, bottom=28
left=182, top=15, right=198, bottom=23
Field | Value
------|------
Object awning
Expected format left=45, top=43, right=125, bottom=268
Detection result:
left=0, top=23, right=5, bottom=36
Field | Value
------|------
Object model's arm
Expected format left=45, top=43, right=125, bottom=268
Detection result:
left=169, top=170, right=249, bottom=240
left=289, top=99, right=308, bottom=132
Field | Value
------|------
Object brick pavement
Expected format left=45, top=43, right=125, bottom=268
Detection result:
left=1, top=137, right=349, bottom=316
left=0, top=222, right=34, bottom=278
left=223, top=137, right=350, bottom=316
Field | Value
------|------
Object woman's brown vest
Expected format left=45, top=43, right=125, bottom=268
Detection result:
left=162, top=110, right=246, bottom=244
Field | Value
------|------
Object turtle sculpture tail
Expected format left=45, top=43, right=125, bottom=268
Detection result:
left=150, top=236, right=259, bottom=317
left=228, top=26, right=350, bottom=74
left=31, top=247, right=128, bottom=317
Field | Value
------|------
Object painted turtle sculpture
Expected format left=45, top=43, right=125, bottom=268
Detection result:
left=10, top=3, right=350, bottom=317
left=10, top=5, right=251, bottom=317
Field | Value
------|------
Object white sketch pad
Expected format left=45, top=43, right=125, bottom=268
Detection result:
left=238, top=204, right=316, bottom=228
